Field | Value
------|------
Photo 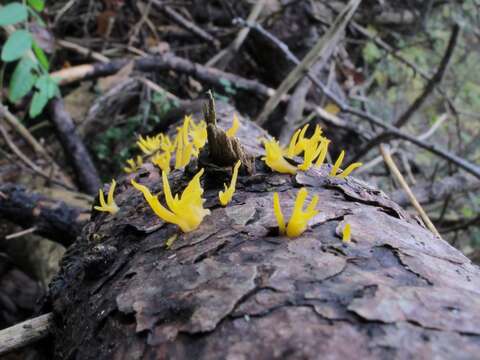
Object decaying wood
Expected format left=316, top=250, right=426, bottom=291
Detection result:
left=0, top=313, right=53, bottom=356
left=0, top=184, right=87, bottom=246
left=48, top=109, right=480, bottom=359
left=203, top=92, right=254, bottom=174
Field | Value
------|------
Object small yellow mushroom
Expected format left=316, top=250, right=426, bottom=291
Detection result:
left=226, top=114, right=240, bottom=138
left=131, top=169, right=210, bottom=233
left=342, top=223, right=351, bottom=243
left=123, top=155, right=143, bottom=173
left=273, top=188, right=319, bottom=238
left=262, top=138, right=297, bottom=175
left=219, top=160, right=241, bottom=206
left=330, top=150, right=363, bottom=178
left=94, top=179, right=119, bottom=214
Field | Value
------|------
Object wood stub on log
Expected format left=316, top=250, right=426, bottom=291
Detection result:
left=0, top=184, right=87, bottom=246
left=203, top=92, right=254, bottom=174
left=0, top=313, right=53, bottom=356
left=48, top=98, right=101, bottom=195
left=48, top=116, right=480, bottom=359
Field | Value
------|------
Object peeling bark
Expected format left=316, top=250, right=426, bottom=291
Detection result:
left=48, top=116, right=480, bottom=359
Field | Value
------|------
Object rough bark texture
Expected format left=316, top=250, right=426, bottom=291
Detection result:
left=48, top=116, right=480, bottom=359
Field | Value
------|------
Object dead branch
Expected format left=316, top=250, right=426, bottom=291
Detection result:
left=392, top=173, right=480, bottom=207
left=0, top=313, right=53, bottom=356
left=0, top=183, right=87, bottom=246
left=48, top=98, right=101, bottom=195
left=380, top=144, right=440, bottom=237
left=352, top=24, right=460, bottom=160
left=255, top=0, right=361, bottom=125
left=152, top=0, right=219, bottom=48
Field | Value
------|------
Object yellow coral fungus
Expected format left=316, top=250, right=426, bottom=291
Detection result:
left=273, top=188, right=319, bottom=238
left=286, top=124, right=310, bottom=158
left=174, top=124, right=194, bottom=169
left=131, top=169, right=210, bottom=233
left=137, top=135, right=162, bottom=155
left=298, top=137, right=323, bottom=171
left=152, top=151, right=171, bottom=174
left=190, top=119, right=207, bottom=150
left=219, top=160, right=241, bottom=206
left=342, top=223, right=351, bottom=243
left=159, top=134, right=175, bottom=153
left=226, top=114, right=240, bottom=138
left=314, top=138, right=330, bottom=167
left=329, top=150, right=362, bottom=178
left=123, top=155, right=143, bottom=173
left=262, top=138, right=297, bottom=175
left=94, top=179, right=119, bottom=214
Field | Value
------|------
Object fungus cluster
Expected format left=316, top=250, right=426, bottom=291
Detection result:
left=94, top=114, right=358, bottom=242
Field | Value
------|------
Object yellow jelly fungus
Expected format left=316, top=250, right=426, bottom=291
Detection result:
left=124, top=155, right=143, bottom=173
left=342, top=223, right=351, bottom=243
left=219, top=160, right=241, bottom=206
left=314, top=138, right=330, bottom=167
left=262, top=139, right=297, bottom=175
left=94, top=179, right=119, bottom=214
left=273, top=188, right=319, bottom=238
left=226, top=114, right=240, bottom=138
left=137, top=135, right=162, bottom=155
left=131, top=169, right=210, bottom=233
left=190, top=119, right=207, bottom=150
left=152, top=151, right=171, bottom=174
left=329, top=150, right=363, bottom=178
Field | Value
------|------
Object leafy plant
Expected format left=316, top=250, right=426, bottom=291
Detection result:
left=0, top=1, right=59, bottom=117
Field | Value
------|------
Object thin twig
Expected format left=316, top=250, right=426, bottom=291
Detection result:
left=0, top=104, right=73, bottom=187
left=152, top=0, right=219, bottom=48
left=206, top=0, right=266, bottom=68
left=0, top=123, right=74, bottom=190
left=380, top=144, right=441, bottom=237
left=394, top=24, right=459, bottom=128
left=0, top=313, right=53, bottom=356
left=5, top=227, right=37, bottom=240
left=255, top=0, right=361, bottom=125
left=57, top=39, right=110, bottom=63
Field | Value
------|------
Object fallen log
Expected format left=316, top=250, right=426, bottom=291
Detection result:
left=46, top=102, right=480, bottom=359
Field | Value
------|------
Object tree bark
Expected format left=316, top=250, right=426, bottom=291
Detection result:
left=48, top=115, right=480, bottom=359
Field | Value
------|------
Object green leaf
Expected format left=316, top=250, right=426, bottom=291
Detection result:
left=34, top=75, right=59, bottom=99
left=0, top=3, right=28, bottom=26
left=8, top=56, right=37, bottom=102
left=32, top=41, right=49, bottom=70
left=27, top=0, right=45, bottom=12
left=29, top=89, right=48, bottom=118
left=1, top=30, right=33, bottom=62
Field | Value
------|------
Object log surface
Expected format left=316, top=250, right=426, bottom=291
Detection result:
left=48, top=117, right=480, bottom=359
